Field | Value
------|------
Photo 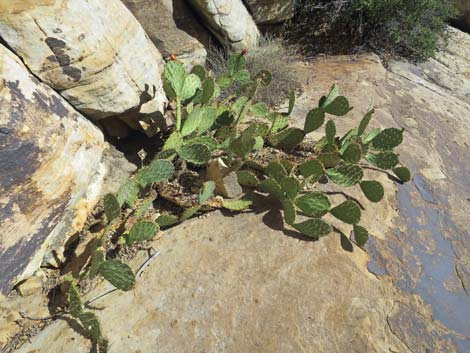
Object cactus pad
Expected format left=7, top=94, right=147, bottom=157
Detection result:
left=326, top=164, right=363, bottom=186
left=371, top=128, right=404, bottom=149
left=392, top=166, right=411, bottom=182
left=342, top=142, right=362, bottom=163
left=116, top=180, right=140, bottom=207
left=99, top=259, right=135, bottom=291
left=299, top=159, right=324, bottom=181
left=199, top=181, right=216, bottom=203
left=236, top=171, right=259, bottom=187
left=295, top=192, right=331, bottom=216
left=250, top=102, right=269, bottom=117
left=68, top=282, right=82, bottom=318
left=136, top=159, right=174, bottom=186
left=330, top=200, right=361, bottom=224
left=360, top=180, right=384, bottom=202
left=127, top=221, right=159, bottom=245
left=324, top=96, right=352, bottom=116
left=223, top=199, right=253, bottom=211
left=325, top=120, right=336, bottom=145
left=104, top=193, right=120, bottom=223
left=279, top=176, right=300, bottom=199
left=179, top=143, right=211, bottom=165
left=353, top=225, right=369, bottom=246
left=272, top=128, right=305, bottom=151
left=358, top=109, right=374, bottom=135
left=304, top=108, right=325, bottom=133
left=366, top=152, right=399, bottom=169
left=282, top=199, right=296, bottom=225
left=293, top=218, right=332, bottom=239
left=157, top=214, right=180, bottom=227
left=259, top=178, right=283, bottom=200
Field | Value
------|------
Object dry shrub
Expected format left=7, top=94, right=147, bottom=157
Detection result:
left=206, top=36, right=301, bottom=106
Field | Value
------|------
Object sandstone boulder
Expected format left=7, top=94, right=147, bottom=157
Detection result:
left=186, top=0, right=260, bottom=49
left=0, top=0, right=167, bottom=128
left=0, top=44, right=131, bottom=294
left=244, top=0, right=295, bottom=25
left=123, top=0, right=210, bottom=69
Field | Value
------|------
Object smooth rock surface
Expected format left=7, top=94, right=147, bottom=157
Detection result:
left=122, top=0, right=209, bottom=69
left=244, top=0, right=295, bottom=25
left=0, top=44, right=106, bottom=293
left=0, top=0, right=167, bottom=125
left=186, top=0, right=260, bottom=49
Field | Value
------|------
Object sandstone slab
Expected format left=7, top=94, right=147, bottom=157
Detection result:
left=0, top=44, right=131, bottom=294
left=123, top=0, right=209, bottom=69
left=244, top=0, right=295, bottom=25
left=0, top=0, right=167, bottom=127
left=186, top=0, right=260, bottom=49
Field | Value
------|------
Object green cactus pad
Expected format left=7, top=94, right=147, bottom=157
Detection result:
left=180, top=73, right=201, bottom=100
left=318, top=145, right=342, bottom=169
left=259, top=178, right=283, bottom=200
left=325, top=120, right=336, bottom=145
left=186, top=136, right=218, bottom=151
left=279, top=176, right=300, bottom=199
left=157, top=213, right=180, bottom=227
left=233, top=69, right=251, bottom=84
left=371, top=128, right=404, bottom=150
left=371, top=128, right=404, bottom=149
left=182, top=107, right=209, bottom=136
left=230, top=133, right=256, bottom=159
left=320, top=84, right=339, bottom=108
left=366, top=152, right=399, bottom=169
left=271, top=115, right=289, bottom=134
left=98, top=338, right=108, bottom=353
left=99, top=260, right=135, bottom=291
left=250, top=102, right=269, bottom=117
left=229, top=53, right=246, bottom=75
left=164, top=61, right=185, bottom=97
left=127, top=221, right=159, bottom=245
left=360, top=180, right=384, bottom=202
left=116, top=180, right=140, bottom=207
left=89, top=249, right=105, bottom=279
left=223, top=199, right=253, bottom=211
left=179, top=143, right=211, bottom=165
left=180, top=206, right=200, bottom=221
left=330, top=200, right=361, bottom=224
left=232, top=96, right=249, bottom=116
left=323, top=96, right=352, bottom=116
left=326, top=164, right=363, bottom=187
left=295, top=192, right=331, bottom=216
left=236, top=171, right=259, bottom=187
left=134, top=197, right=155, bottom=218
left=104, top=193, right=120, bottom=223
left=358, top=109, right=374, bottom=135
left=68, top=282, right=82, bottom=318
left=216, top=75, right=233, bottom=89
left=78, top=312, right=102, bottom=341
left=353, top=225, right=369, bottom=246
left=288, top=90, right=296, bottom=115
left=272, top=128, right=305, bottom=151
left=199, top=181, right=216, bottom=203
left=163, top=131, right=183, bottom=151
left=304, top=108, right=325, bottom=133
left=266, top=162, right=287, bottom=182
left=190, top=65, right=206, bottom=81
left=299, top=159, right=324, bottom=181
left=361, top=128, right=381, bottom=144
left=342, top=142, right=362, bottom=163
left=293, top=218, right=332, bottom=239
left=392, top=166, right=411, bottom=182
left=197, top=77, right=215, bottom=104
left=282, top=199, right=296, bottom=225
left=136, top=159, right=175, bottom=186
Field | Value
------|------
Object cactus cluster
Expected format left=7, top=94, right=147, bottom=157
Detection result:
left=62, top=52, right=411, bottom=353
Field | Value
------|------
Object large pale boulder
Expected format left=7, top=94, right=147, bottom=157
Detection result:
left=186, top=0, right=260, bottom=49
left=0, top=0, right=167, bottom=127
left=123, top=0, right=209, bottom=69
left=244, top=0, right=295, bottom=25
left=0, top=44, right=131, bottom=294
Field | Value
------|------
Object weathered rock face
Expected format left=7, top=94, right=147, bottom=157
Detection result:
left=186, top=0, right=260, bottom=49
left=122, top=0, right=209, bottom=69
left=244, top=0, right=295, bottom=25
left=0, top=44, right=118, bottom=294
left=0, top=0, right=167, bottom=125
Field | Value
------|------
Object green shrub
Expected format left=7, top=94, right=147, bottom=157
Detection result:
left=287, top=0, right=457, bottom=61
left=206, top=36, right=300, bottom=106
